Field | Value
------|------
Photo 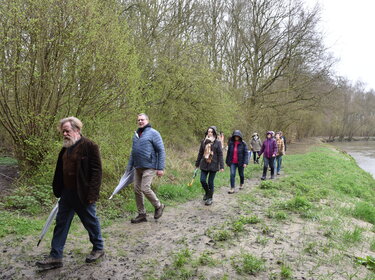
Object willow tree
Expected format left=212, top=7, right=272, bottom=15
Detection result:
left=0, top=0, right=139, bottom=170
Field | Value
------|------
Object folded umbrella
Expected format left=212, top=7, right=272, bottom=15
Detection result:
left=37, top=199, right=59, bottom=247
left=188, top=168, right=199, bottom=187
left=109, top=166, right=134, bottom=199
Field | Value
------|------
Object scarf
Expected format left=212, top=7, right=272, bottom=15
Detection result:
left=204, top=136, right=215, bottom=163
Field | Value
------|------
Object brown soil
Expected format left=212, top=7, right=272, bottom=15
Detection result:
left=0, top=165, right=18, bottom=196
left=0, top=139, right=373, bottom=279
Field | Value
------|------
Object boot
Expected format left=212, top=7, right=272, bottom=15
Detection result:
left=36, top=256, right=63, bottom=269
left=85, top=250, right=105, bottom=263
left=154, top=204, right=165, bottom=219
left=131, top=214, right=147, bottom=223
left=239, top=184, right=244, bottom=190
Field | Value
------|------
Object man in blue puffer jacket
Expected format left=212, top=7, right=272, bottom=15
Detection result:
left=128, top=113, right=166, bottom=223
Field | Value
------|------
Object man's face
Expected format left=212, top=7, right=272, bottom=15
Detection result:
left=137, top=115, right=149, bottom=128
left=61, top=122, right=81, bottom=147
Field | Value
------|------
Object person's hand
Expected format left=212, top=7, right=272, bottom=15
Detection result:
left=272, top=154, right=276, bottom=157
left=156, top=170, right=164, bottom=177
left=219, top=169, right=224, bottom=172
left=243, top=164, right=247, bottom=168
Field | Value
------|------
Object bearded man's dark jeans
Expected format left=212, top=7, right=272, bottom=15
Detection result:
left=50, top=188, right=104, bottom=259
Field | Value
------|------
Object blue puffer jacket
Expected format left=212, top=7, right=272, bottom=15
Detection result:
left=128, top=127, right=166, bottom=170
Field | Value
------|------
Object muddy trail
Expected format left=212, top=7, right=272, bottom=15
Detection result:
left=0, top=140, right=373, bottom=280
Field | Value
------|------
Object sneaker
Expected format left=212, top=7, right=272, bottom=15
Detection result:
left=36, top=256, right=63, bottom=269
left=239, top=184, right=244, bottom=190
left=131, top=214, right=147, bottom=223
left=277, top=172, right=280, bottom=175
left=85, top=250, right=105, bottom=263
left=154, top=204, right=165, bottom=219
left=205, top=198, right=213, bottom=205
left=261, top=176, right=266, bottom=180
left=270, top=175, right=275, bottom=179
left=228, top=188, right=235, bottom=194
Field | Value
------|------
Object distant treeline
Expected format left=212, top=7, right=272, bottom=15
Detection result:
left=0, top=0, right=374, bottom=175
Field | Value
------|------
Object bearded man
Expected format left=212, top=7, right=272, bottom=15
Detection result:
left=36, top=117, right=104, bottom=269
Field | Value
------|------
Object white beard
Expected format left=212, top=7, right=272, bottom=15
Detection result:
left=63, top=136, right=79, bottom=148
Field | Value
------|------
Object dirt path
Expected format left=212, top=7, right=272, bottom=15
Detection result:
left=0, top=140, right=373, bottom=279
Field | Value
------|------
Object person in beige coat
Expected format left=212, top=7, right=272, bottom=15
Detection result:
left=275, top=132, right=285, bottom=175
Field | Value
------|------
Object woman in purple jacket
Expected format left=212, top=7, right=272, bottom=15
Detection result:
left=258, top=131, right=278, bottom=180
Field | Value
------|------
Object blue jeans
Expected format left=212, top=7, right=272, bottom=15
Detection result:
left=200, top=170, right=217, bottom=199
left=262, top=156, right=275, bottom=177
left=50, top=188, right=104, bottom=258
left=276, top=155, right=283, bottom=173
left=230, top=163, right=244, bottom=188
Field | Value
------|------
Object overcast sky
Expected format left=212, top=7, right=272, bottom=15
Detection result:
left=305, top=0, right=375, bottom=91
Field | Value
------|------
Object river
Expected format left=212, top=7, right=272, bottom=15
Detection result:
left=332, top=141, right=375, bottom=178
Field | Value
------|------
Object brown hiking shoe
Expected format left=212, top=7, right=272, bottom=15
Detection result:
left=239, top=184, right=244, bottom=190
left=131, top=214, right=147, bottom=223
left=85, top=250, right=105, bottom=263
left=154, top=204, right=165, bottom=219
left=36, top=256, right=63, bottom=269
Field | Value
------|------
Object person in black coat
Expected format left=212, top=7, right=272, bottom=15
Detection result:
left=226, top=130, right=249, bottom=193
left=195, top=126, right=224, bottom=205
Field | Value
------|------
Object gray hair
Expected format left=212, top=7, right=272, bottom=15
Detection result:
left=137, top=113, right=149, bottom=120
left=58, top=116, right=83, bottom=132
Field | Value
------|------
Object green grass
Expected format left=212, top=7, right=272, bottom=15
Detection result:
left=231, top=252, right=265, bottom=275
left=353, top=202, right=375, bottom=224
left=0, top=212, right=44, bottom=238
left=0, top=156, right=17, bottom=165
left=342, top=226, right=363, bottom=244
left=195, top=251, right=217, bottom=267
left=265, top=146, right=375, bottom=224
left=280, top=264, right=293, bottom=279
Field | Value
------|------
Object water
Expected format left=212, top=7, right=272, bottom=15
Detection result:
left=332, top=141, right=375, bottom=178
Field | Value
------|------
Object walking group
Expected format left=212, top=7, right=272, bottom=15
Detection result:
left=196, top=128, right=286, bottom=206
left=36, top=114, right=286, bottom=270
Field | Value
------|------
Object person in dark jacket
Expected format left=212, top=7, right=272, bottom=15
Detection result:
left=36, top=117, right=104, bottom=270
left=259, top=131, right=278, bottom=180
left=128, top=113, right=166, bottom=223
left=226, top=130, right=248, bottom=194
left=195, top=126, right=224, bottom=205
